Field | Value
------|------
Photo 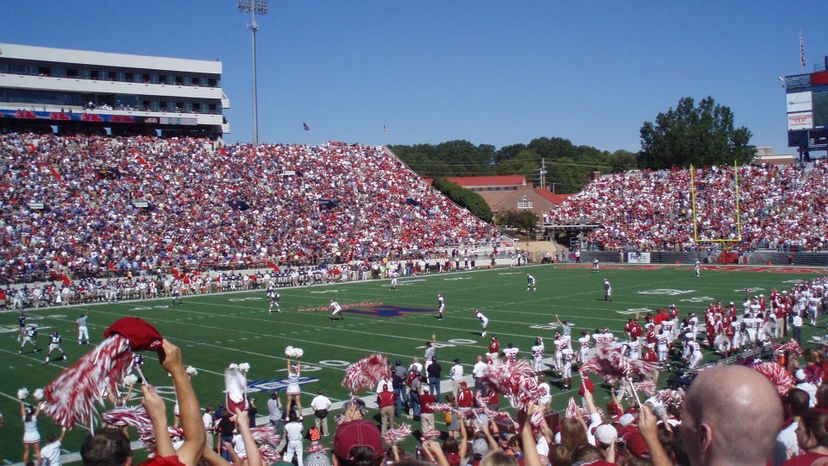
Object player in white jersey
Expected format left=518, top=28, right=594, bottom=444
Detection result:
left=526, top=274, right=536, bottom=292
left=694, top=260, right=701, bottom=277
left=656, top=329, right=669, bottom=362
left=474, top=309, right=489, bottom=337
left=46, top=331, right=67, bottom=362
left=560, top=347, right=574, bottom=389
left=170, top=280, right=183, bottom=305
left=19, top=325, right=39, bottom=354
left=503, top=343, right=519, bottom=361
left=76, top=312, right=90, bottom=345
left=390, top=273, right=398, bottom=290
left=577, top=331, right=591, bottom=363
left=687, top=339, right=703, bottom=369
left=329, top=300, right=344, bottom=320
left=436, top=294, right=445, bottom=320
left=603, top=279, right=612, bottom=301
left=531, top=337, right=545, bottom=374
left=267, top=287, right=281, bottom=314
left=552, top=334, right=565, bottom=373
left=627, top=338, right=641, bottom=360
left=592, top=258, right=600, bottom=273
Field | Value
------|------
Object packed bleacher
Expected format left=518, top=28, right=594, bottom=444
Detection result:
left=0, top=132, right=498, bottom=285
left=546, top=163, right=828, bottom=252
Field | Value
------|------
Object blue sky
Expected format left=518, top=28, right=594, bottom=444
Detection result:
left=3, top=1, right=825, bottom=153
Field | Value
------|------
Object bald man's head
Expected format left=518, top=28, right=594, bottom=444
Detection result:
left=681, top=365, right=783, bottom=466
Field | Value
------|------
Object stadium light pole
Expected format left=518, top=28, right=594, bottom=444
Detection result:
left=238, top=0, right=268, bottom=144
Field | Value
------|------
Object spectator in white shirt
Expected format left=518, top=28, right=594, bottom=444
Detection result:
left=40, top=429, right=66, bottom=466
left=449, top=359, right=465, bottom=397
left=472, top=355, right=488, bottom=394
left=310, top=389, right=333, bottom=437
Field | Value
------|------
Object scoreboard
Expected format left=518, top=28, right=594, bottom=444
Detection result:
left=785, top=66, right=828, bottom=154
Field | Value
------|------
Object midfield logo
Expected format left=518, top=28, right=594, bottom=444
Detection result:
left=347, top=303, right=434, bottom=318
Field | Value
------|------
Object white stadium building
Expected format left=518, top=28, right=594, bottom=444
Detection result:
left=0, top=43, right=230, bottom=137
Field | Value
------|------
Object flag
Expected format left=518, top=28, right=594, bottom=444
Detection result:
left=383, top=125, right=388, bottom=133
left=800, top=31, right=805, bottom=68
left=303, top=122, right=310, bottom=131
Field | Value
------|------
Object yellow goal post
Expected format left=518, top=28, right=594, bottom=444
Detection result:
left=689, top=161, right=742, bottom=244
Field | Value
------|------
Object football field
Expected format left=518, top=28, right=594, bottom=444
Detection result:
left=0, top=263, right=825, bottom=463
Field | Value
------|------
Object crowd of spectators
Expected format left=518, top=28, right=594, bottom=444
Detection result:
left=0, top=132, right=499, bottom=285
left=546, top=163, right=828, bottom=252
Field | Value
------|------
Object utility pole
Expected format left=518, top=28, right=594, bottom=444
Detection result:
left=539, top=158, right=547, bottom=190
left=238, top=0, right=268, bottom=144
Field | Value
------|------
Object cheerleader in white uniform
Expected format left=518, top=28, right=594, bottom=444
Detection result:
left=21, top=402, right=41, bottom=464
left=285, top=356, right=303, bottom=420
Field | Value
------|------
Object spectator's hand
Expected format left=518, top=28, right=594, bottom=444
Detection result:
left=159, top=339, right=184, bottom=374
left=638, top=404, right=658, bottom=442
left=141, top=384, right=167, bottom=421
left=234, top=408, right=249, bottom=430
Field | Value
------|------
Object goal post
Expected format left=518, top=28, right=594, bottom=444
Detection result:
left=689, top=161, right=742, bottom=244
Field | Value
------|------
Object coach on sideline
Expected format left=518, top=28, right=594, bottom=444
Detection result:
left=680, top=365, right=783, bottom=466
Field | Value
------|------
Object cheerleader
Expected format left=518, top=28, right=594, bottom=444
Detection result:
left=285, top=356, right=302, bottom=420
left=21, top=401, right=41, bottom=464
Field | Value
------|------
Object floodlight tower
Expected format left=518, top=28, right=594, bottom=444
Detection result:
left=238, top=0, right=268, bottom=144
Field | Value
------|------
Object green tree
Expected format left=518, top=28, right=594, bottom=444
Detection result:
left=495, top=209, right=539, bottom=233
left=431, top=177, right=493, bottom=223
left=639, top=96, right=755, bottom=169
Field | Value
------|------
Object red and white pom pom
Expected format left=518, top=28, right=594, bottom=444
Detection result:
left=103, top=406, right=157, bottom=449
left=753, top=362, right=794, bottom=395
left=427, top=403, right=454, bottom=412
left=653, top=388, right=685, bottom=412
left=249, top=426, right=280, bottom=446
left=259, top=445, right=282, bottom=465
left=43, top=334, right=134, bottom=427
left=633, top=380, right=657, bottom=396
left=580, top=343, right=658, bottom=385
left=17, top=387, right=30, bottom=400
left=484, top=359, right=545, bottom=409
left=383, top=424, right=412, bottom=445
left=308, top=442, right=330, bottom=454
left=341, top=354, right=391, bottom=393
left=774, top=340, right=803, bottom=359
left=421, top=429, right=441, bottom=441
left=478, top=407, right=514, bottom=423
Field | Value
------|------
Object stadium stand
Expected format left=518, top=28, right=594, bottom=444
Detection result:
left=0, top=132, right=498, bottom=285
left=547, top=163, right=828, bottom=252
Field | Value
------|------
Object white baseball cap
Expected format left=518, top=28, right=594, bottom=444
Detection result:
left=594, top=424, right=617, bottom=445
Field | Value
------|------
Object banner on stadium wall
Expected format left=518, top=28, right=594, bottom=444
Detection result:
left=0, top=109, right=197, bottom=126
left=627, top=252, right=651, bottom=264
left=787, top=111, right=814, bottom=131
left=786, top=92, right=813, bottom=113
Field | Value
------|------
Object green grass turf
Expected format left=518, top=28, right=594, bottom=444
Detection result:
left=0, top=263, right=825, bottom=463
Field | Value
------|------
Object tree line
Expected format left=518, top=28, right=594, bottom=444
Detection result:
left=390, top=96, right=756, bottom=194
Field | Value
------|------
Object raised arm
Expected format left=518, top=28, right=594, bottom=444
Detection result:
left=142, top=384, right=175, bottom=458
left=517, top=407, right=541, bottom=466
left=160, top=340, right=205, bottom=466
left=458, top=418, right=469, bottom=459
left=638, top=404, right=672, bottom=466
left=234, top=409, right=261, bottom=466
